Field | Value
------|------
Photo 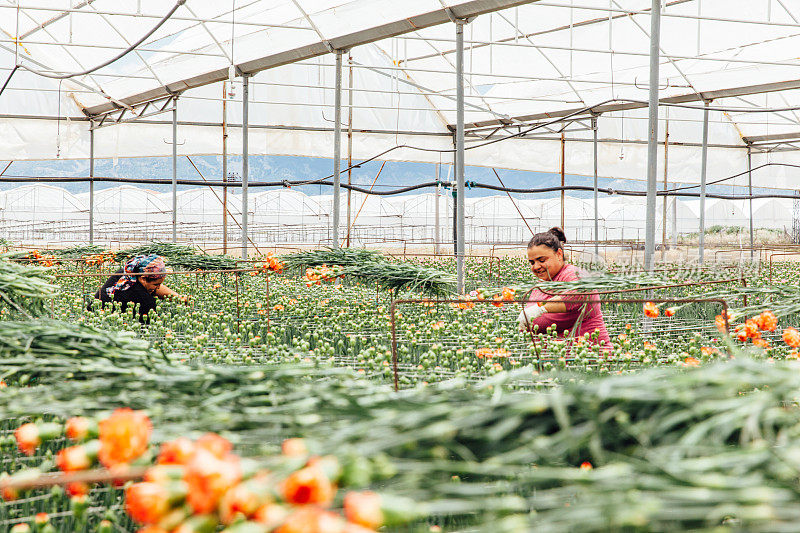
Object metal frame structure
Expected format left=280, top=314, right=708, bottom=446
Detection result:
left=4, top=0, right=800, bottom=272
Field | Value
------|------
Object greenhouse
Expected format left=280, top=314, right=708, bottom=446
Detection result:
left=6, top=1, right=800, bottom=532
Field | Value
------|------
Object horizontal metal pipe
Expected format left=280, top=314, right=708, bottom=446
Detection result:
left=1, top=174, right=796, bottom=200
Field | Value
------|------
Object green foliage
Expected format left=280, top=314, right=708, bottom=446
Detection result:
left=282, top=247, right=455, bottom=295
left=120, top=242, right=238, bottom=271
left=0, top=320, right=161, bottom=386
left=0, top=256, right=58, bottom=317
left=50, top=245, right=107, bottom=260
left=280, top=247, right=385, bottom=269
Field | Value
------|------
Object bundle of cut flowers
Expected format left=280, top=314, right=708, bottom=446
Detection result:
left=254, top=254, right=284, bottom=275
left=304, top=265, right=345, bottom=286
left=2, top=410, right=418, bottom=533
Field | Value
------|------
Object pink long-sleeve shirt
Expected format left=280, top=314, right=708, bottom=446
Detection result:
left=527, top=263, right=612, bottom=350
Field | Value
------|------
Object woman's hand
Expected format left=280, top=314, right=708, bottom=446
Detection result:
left=155, top=284, right=189, bottom=304
left=518, top=304, right=545, bottom=330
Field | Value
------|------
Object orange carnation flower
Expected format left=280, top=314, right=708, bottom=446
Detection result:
left=98, top=409, right=152, bottom=468
left=755, top=310, right=778, bottom=332
left=281, top=465, right=335, bottom=507
left=183, top=448, right=241, bottom=514
left=254, top=503, right=290, bottom=528
left=700, top=346, right=718, bottom=357
left=281, top=438, right=308, bottom=457
left=753, top=338, right=770, bottom=349
left=684, top=356, right=700, bottom=367
left=66, top=482, right=90, bottom=497
left=735, top=327, right=748, bottom=342
left=344, top=491, right=384, bottom=529
left=219, top=482, right=263, bottom=525
left=715, top=311, right=731, bottom=332
left=65, top=417, right=94, bottom=442
left=125, top=482, right=170, bottom=525
left=56, top=445, right=93, bottom=473
left=744, top=319, right=759, bottom=339
left=158, top=437, right=195, bottom=465
left=195, top=433, right=232, bottom=460
left=275, top=507, right=344, bottom=533
left=14, top=423, right=40, bottom=456
left=643, top=302, right=659, bottom=318
left=783, top=327, right=800, bottom=348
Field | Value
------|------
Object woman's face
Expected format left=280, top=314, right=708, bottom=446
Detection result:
left=527, top=245, right=564, bottom=281
left=138, top=276, right=164, bottom=293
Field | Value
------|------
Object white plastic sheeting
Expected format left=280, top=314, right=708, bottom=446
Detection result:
left=2, top=1, right=800, bottom=191
left=75, top=186, right=169, bottom=224
left=2, top=185, right=792, bottom=246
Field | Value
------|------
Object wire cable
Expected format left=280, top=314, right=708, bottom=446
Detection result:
left=16, top=0, right=187, bottom=80
left=1, top=174, right=797, bottom=200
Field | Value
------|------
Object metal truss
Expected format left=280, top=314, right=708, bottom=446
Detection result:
left=89, top=93, right=178, bottom=130
left=462, top=115, right=595, bottom=140
left=745, top=132, right=800, bottom=154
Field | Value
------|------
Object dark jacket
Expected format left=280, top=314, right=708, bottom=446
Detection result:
left=89, top=268, right=157, bottom=321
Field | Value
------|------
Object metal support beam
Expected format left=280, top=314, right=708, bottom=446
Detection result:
left=83, top=0, right=537, bottom=117
left=698, top=100, right=709, bottom=264
left=747, top=146, right=754, bottom=261
left=333, top=50, right=343, bottom=248
left=643, top=0, right=661, bottom=272
left=435, top=163, right=440, bottom=255
left=346, top=53, right=353, bottom=248
left=662, top=116, right=669, bottom=262
left=455, top=20, right=467, bottom=294
left=222, top=82, right=228, bottom=254
left=171, top=96, right=178, bottom=242
left=592, top=117, right=599, bottom=259
left=460, top=78, right=800, bottom=132
left=89, top=124, right=94, bottom=244
left=242, top=74, right=250, bottom=259
left=672, top=184, right=677, bottom=249
left=560, top=131, right=565, bottom=230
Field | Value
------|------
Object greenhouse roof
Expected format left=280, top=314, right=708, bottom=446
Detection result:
left=2, top=0, right=800, bottom=189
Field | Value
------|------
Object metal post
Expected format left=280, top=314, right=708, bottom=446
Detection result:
left=222, top=82, right=228, bottom=254
left=172, top=95, right=178, bottom=242
left=592, top=117, right=599, bottom=259
left=662, top=116, right=669, bottom=261
left=242, top=74, right=249, bottom=259
left=699, top=100, right=709, bottom=264
left=560, top=131, right=565, bottom=229
left=747, top=146, right=754, bottom=261
left=333, top=50, right=343, bottom=248
left=643, top=0, right=661, bottom=272
left=89, top=124, right=94, bottom=245
left=455, top=20, right=466, bottom=293
left=346, top=53, right=353, bottom=248
left=672, top=182, right=677, bottom=249
left=434, top=163, right=440, bottom=255
left=452, top=151, right=457, bottom=256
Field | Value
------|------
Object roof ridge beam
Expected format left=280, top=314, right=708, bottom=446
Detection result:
left=83, top=0, right=539, bottom=117
left=455, top=79, right=800, bottom=131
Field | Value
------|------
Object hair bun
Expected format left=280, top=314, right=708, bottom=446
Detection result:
left=548, top=227, right=567, bottom=243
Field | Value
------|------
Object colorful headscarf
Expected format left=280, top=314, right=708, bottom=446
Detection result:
left=106, top=254, right=167, bottom=298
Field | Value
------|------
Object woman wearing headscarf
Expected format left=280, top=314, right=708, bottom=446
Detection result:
left=91, top=254, right=187, bottom=320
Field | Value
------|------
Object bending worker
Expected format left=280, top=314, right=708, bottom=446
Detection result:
left=518, top=227, right=611, bottom=349
left=91, top=254, right=187, bottom=319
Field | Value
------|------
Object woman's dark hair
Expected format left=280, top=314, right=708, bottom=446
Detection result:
left=527, top=227, right=566, bottom=252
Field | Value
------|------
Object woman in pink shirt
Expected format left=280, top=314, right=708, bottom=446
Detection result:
left=518, top=227, right=611, bottom=350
